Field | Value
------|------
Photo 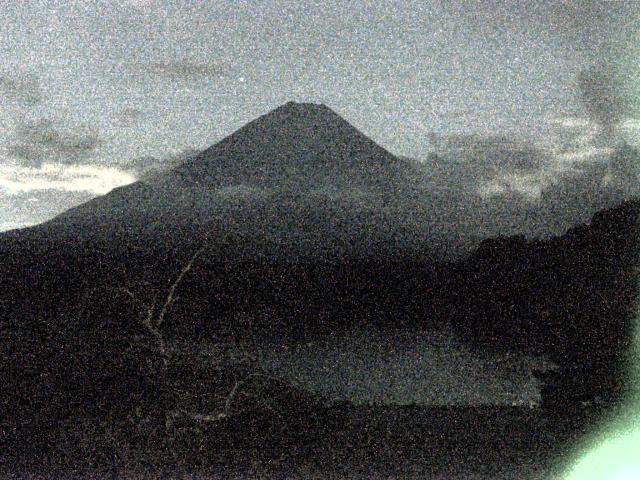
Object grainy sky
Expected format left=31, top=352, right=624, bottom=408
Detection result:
left=0, top=0, right=639, bottom=231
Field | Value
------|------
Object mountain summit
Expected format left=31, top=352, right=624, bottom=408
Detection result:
left=172, top=101, right=400, bottom=188
left=4, top=102, right=420, bottom=260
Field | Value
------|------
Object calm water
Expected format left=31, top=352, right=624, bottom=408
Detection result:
left=257, top=326, right=554, bottom=406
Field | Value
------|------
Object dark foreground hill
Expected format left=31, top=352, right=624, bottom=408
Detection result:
left=2, top=402, right=601, bottom=479
left=1, top=196, right=636, bottom=477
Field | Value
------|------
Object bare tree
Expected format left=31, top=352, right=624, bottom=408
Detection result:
left=79, top=240, right=287, bottom=436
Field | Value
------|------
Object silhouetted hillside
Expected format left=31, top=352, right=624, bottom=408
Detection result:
left=439, top=198, right=639, bottom=405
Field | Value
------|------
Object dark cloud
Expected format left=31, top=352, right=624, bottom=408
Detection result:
left=0, top=71, right=42, bottom=106
left=7, top=119, right=101, bottom=167
left=424, top=129, right=639, bottom=245
left=426, top=134, right=548, bottom=203
left=519, top=154, right=637, bottom=239
left=132, top=61, right=229, bottom=82
left=544, top=0, right=630, bottom=41
left=440, top=134, right=546, bottom=175
left=484, top=147, right=636, bottom=240
left=113, top=107, right=145, bottom=127
left=578, top=67, right=627, bottom=140
left=129, top=149, right=200, bottom=180
left=607, top=143, right=640, bottom=196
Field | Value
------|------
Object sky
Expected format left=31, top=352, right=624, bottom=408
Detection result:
left=0, top=0, right=639, bottom=231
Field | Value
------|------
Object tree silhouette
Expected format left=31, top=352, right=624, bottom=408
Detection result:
left=67, top=238, right=290, bottom=455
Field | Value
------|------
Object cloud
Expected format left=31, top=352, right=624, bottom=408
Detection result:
left=435, top=134, right=547, bottom=177
left=478, top=171, right=544, bottom=201
left=6, top=119, right=101, bottom=167
left=578, top=66, right=628, bottom=142
left=548, top=117, right=590, bottom=129
left=0, top=71, right=42, bottom=106
left=607, top=144, right=640, bottom=196
left=422, top=133, right=549, bottom=208
left=113, top=107, right=145, bottom=127
left=423, top=115, right=639, bottom=244
left=535, top=160, right=616, bottom=230
left=127, top=149, right=200, bottom=180
left=554, top=146, right=614, bottom=163
left=132, top=61, right=228, bottom=82
left=0, top=221, right=29, bottom=231
left=0, top=188, right=97, bottom=231
left=0, top=163, right=135, bottom=195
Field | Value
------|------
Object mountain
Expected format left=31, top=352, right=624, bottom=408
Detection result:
left=0, top=102, right=443, bottom=346
left=0, top=103, right=440, bottom=457
left=6, top=102, right=637, bottom=262
left=173, top=101, right=402, bottom=188
left=1, top=102, right=431, bottom=262
left=1, top=101, right=638, bottom=347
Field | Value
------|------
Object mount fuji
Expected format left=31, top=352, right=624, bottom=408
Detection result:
left=2, top=102, right=442, bottom=262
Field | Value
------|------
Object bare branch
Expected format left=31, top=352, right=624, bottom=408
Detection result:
left=186, top=412, right=230, bottom=423
left=155, top=246, right=206, bottom=329
left=86, top=284, right=167, bottom=363
left=115, top=286, right=137, bottom=304
left=166, top=378, right=248, bottom=427
left=223, top=379, right=244, bottom=416
left=78, top=236, right=293, bottom=435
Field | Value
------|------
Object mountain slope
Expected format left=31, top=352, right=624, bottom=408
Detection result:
left=2, top=102, right=435, bottom=261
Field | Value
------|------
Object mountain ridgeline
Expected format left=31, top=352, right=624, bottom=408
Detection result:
left=174, top=101, right=402, bottom=187
left=442, top=198, right=639, bottom=403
